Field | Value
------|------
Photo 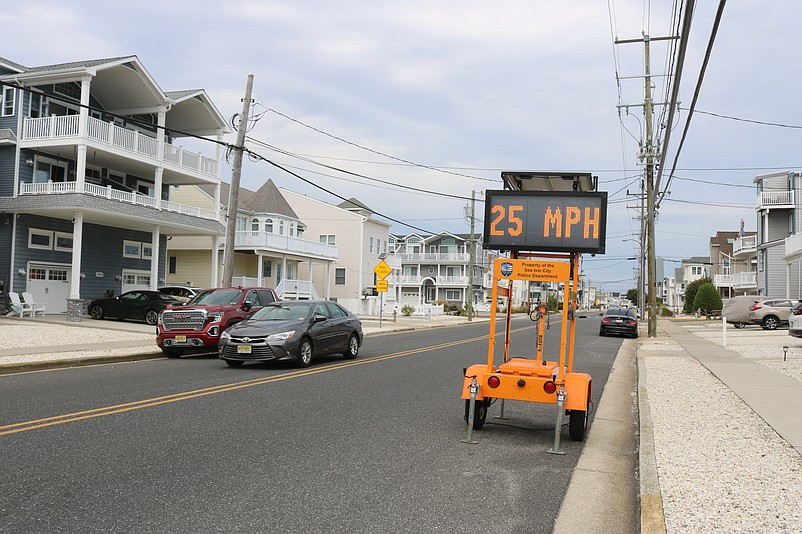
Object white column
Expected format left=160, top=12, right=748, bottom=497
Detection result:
left=150, top=226, right=160, bottom=290
left=155, top=108, right=166, bottom=207
left=211, top=236, right=220, bottom=287
left=76, top=78, right=91, bottom=191
left=257, top=252, right=264, bottom=286
left=325, top=262, right=331, bottom=300
left=69, top=213, right=84, bottom=299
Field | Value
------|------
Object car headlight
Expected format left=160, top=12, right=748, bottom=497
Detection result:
left=220, top=331, right=231, bottom=343
left=267, top=330, right=295, bottom=342
left=207, top=312, right=223, bottom=323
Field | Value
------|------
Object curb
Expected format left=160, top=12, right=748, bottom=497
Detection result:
left=637, top=342, right=667, bottom=533
left=0, top=351, right=165, bottom=375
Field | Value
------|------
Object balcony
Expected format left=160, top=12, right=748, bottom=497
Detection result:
left=18, top=181, right=218, bottom=220
left=397, top=252, right=470, bottom=263
left=398, top=275, right=423, bottom=285
left=756, top=191, right=794, bottom=210
left=436, top=275, right=469, bottom=285
left=714, top=274, right=733, bottom=288
left=234, top=231, right=338, bottom=259
left=732, top=271, right=757, bottom=290
left=785, top=232, right=802, bottom=260
left=21, top=115, right=218, bottom=180
left=732, top=235, right=757, bottom=257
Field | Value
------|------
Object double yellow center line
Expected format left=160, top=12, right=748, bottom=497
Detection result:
left=2, top=327, right=536, bottom=437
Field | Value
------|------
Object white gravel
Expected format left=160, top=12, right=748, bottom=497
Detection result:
left=641, top=329, right=802, bottom=533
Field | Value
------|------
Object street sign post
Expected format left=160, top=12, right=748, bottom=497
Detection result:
left=374, top=260, right=392, bottom=328
left=374, top=260, right=392, bottom=279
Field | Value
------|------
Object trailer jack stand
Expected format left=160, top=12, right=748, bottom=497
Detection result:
left=547, top=387, right=567, bottom=455
left=461, top=377, right=480, bottom=445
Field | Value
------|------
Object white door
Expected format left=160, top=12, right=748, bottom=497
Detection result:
left=27, top=264, right=70, bottom=313
left=121, top=270, right=152, bottom=294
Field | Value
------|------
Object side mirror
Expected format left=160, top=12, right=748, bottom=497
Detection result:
left=314, top=314, right=327, bottom=323
left=243, top=300, right=253, bottom=311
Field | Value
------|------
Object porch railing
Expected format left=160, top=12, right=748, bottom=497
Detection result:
left=18, top=181, right=218, bottom=220
left=234, top=231, right=338, bottom=259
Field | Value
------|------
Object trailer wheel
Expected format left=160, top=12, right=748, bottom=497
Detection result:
left=464, top=399, right=488, bottom=430
left=568, top=409, right=588, bottom=441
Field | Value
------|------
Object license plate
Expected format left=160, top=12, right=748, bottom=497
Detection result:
left=175, top=335, right=187, bottom=343
left=237, top=345, right=252, bottom=354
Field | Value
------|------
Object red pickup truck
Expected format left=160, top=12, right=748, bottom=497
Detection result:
left=157, top=287, right=278, bottom=358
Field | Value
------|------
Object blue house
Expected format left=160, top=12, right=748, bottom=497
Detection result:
left=0, top=56, right=229, bottom=315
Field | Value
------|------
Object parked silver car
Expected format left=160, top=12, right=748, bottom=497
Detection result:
left=748, top=298, right=800, bottom=330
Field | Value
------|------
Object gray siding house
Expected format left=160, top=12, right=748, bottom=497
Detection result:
left=0, top=55, right=228, bottom=314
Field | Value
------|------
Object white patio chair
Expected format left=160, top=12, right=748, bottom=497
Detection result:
left=21, top=292, right=46, bottom=316
left=8, top=292, right=34, bottom=317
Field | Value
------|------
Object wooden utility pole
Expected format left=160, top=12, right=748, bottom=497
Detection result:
left=644, top=35, right=658, bottom=337
left=468, top=190, right=476, bottom=321
left=222, top=74, right=254, bottom=287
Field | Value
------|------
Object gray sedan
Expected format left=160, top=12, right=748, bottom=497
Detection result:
left=218, top=300, right=363, bottom=368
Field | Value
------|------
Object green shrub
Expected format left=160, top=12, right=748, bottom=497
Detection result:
left=401, top=304, right=415, bottom=316
left=692, top=283, right=722, bottom=314
left=683, top=277, right=711, bottom=313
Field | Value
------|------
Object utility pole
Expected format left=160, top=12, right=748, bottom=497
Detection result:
left=468, top=190, right=476, bottom=321
left=222, top=74, right=254, bottom=287
left=644, top=35, right=658, bottom=337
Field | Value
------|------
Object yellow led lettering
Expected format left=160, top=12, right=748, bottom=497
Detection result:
left=543, top=207, right=562, bottom=238
left=564, top=206, right=581, bottom=238
left=584, top=207, right=600, bottom=239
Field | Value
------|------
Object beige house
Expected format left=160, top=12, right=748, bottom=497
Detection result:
left=281, top=190, right=391, bottom=314
left=166, top=180, right=338, bottom=298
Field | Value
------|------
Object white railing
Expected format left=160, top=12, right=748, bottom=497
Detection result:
left=733, top=235, right=757, bottom=256
left=22, top=115, right=218, bottom=177
left=234, top=231, right=338, bottom=259
left=396, top=252, right=470, bottom=262
left=275, top=279, right=320, bottom=300
left=436, top=275, right=469, bottom=285
left=733, top=271, right=757, bottom=288
left=398, top=276, right=423, bottom=284
left=785, top=232, right=802, bottom=259
left=757, top=190, right=794, bottom=208
left=714, top=274, right=734, bottom=287
left=18, top=181, right=218, bottom=220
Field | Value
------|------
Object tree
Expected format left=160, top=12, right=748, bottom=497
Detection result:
left=683, top=277, right=711, bottom=314
left=692, top=283, right=723, bottom=314
left=626, top=288, right=638, bottom=303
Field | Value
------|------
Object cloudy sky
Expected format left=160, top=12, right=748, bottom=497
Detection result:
left=3, top=1, right=798, bottom=291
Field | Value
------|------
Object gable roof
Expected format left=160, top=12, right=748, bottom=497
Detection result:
left=203, top=180, right=300, bottom=220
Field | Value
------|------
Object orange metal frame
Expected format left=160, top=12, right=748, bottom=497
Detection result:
left=461, top=251, right=591, bottom=412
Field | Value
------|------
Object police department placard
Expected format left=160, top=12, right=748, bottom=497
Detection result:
left=483, top=190, right=607, bottom=253
left=494, top=259, right=570, bottom=282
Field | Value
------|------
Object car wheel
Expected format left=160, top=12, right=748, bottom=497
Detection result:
left=89, top=305, right=104, bottom=320
left=733, top=322, right=745, bottom=329
left=464, top=398, right=489, bottom=430
left=762, top=316, right=779, bottom=330
left=343, top=334, right=359, bottom=359
left=224, top=359, right=244, bottom=368
left=162, top=348, right=183, bottom=358
left=598, top=328, right=605, bottom=336
left=296, top=338, right=313, bottom=368
left=144, top=310, right=159, bottom=326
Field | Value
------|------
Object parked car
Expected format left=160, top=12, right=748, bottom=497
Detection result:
left=218, top=300, right=363, bottom=368
left=156, top=287, right=278, bottom=358
left=158, top=286, right=203, bottom=303
left=599, top=307, right=638, bottom=338
left=88, top=290, right=182, bottom=326
left=721, top=295, right=766, bottom=328
left=748, top=298, right=800, bottom=330
left=788, top=301, right=802, bottom=338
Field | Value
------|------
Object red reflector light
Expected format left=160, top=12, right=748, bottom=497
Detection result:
left=487, top=376, right=501, bottom=388
left=543, top=381, right=557, bottom=394
left=750, top=303, right=762, bottom=310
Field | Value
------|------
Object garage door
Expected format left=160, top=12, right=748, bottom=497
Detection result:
left=27, top=264, right=70, bottom=314
left=121, top=270, right=152, bottom=294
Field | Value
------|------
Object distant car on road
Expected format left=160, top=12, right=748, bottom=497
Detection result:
left=599, top=307, right=638, bottom=338
left=218, top=300, right=363, bottom=368
left=88, top=290, right=182, bottom=326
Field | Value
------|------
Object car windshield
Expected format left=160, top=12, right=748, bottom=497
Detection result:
left=189, top=289, right=243, bottom=305
left=252, top=303, right=313, bottom=321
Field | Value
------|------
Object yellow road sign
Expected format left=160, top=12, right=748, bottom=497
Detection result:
left=374, top=260, right=392, bottom=279
left=376, top=280, right=388, bottom=292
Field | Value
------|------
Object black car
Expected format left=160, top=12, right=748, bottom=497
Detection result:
left=218, top=300, right=363, bottom=368
left=88, top=290, right=182, bottom=326
left=599, top=307, right=638, bottom=338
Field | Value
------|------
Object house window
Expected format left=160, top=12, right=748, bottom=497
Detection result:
left=263, top=260, right=272, bottom=278
left=33, top=158, right=67, bottom=183
left=320, top=234, right=336, bottom=246
left=278, top=221, right=284, bottom=235
left=691, top=266, right=703, bottom=276
left=142, top=244, right=153, bottom=260
left=29, top=92, right=42, bottom=118
left=53, top=82, right=82, bottom=100
left=236, top=216, right=247, bottom=232
left=265, top=219, right=273, bottom=233
left=252, top=218, right=260, bottom=236
left=369, top=237, right=374, bottom=254
left=446, top=289, right=460, bottom=300
left=28, top=229, right=53, bottom=250
left=168, top=256, right=177, bottom=274
left=2, top=86, right=15, bottom=117
left=29, top=268, right=47, bottom=280
left=54, top=232, right=73, bottom=252
left=123, top=240, right=142, bottom=258
left=335, top=268, right=346, bottom=285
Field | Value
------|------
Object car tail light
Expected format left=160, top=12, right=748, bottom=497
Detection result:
left=627, top=320, right=637, bottom=325
left=487, top=375, right=501, bottom=388
left=793, top=307, right=802, bottom=316
left=543, top=381, right=557, bottom=394
left=601, top=317, right=611, bottom=324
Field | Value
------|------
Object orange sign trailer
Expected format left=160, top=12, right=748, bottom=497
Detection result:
left=461, top=182, right=607, bottom=450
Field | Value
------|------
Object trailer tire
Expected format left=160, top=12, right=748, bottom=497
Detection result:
left=568, top=409, right=588, bottom=441
left=464, top=399, right=488, bottom=430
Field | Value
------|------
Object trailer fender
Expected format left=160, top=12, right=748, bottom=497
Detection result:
left=563, top=372, right=592, bottom=411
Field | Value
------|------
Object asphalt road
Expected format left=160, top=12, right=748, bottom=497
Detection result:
left=1, top=313, right=624, bottom=533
